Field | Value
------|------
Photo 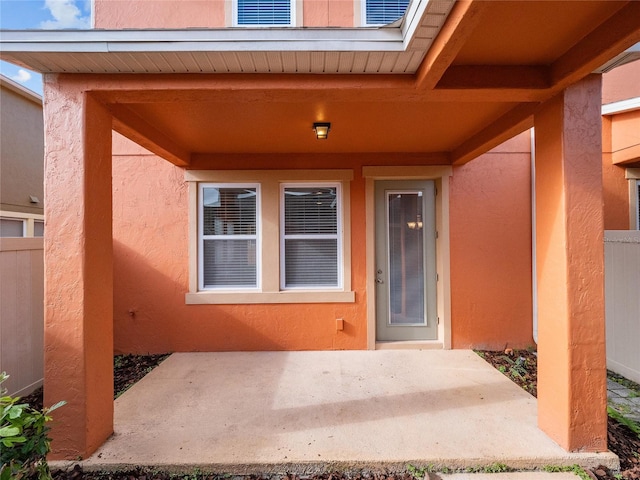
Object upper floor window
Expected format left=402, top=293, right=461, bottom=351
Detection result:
left=236, top=0, right=294, bottom=26
left=365, top=0, right=410, bottom=25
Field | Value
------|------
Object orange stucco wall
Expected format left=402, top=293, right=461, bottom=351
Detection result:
left=94, top=0, right=354, bottom=28
left=43, top=78, right=114, bottom=458
left=111, top=132, right=535, bottom=353
left=450, top=133, right=534, bottom=350
left=534, top=75, right=607, bottom=451
left=94, top=0, right=226, bottom=28
left=112, top=151, right=373, bottom=352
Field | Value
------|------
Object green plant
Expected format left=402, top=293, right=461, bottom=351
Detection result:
left=607, top=405, right=640, bottom=438
left=0, top=372, right=65, bottom=480
left=543, top=464, right=590, bottom=480
left=482, top=463, right=509, bottom=473
left=406, top=463, right=427, bottom=479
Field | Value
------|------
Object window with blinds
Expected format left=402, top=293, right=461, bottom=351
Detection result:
left=365, top=0, right=410, bottom=25
left=236, top=0, right=292, bottom=26
left=282, top=185, right=341, bottom=288
left=199, top=184, right=259, bottom=289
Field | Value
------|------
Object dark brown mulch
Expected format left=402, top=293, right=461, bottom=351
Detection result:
left=53, top=467, right=436, bottom=480
left=478, top=349, right=640, bottom=480
left=19, top=354, right=170, bottom=411
left=476, top=349, right=538, bottom=397
left=113, top=353, right=170, bottom=398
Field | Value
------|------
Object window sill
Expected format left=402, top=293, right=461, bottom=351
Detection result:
left=186, top=290, right=355, bottom=304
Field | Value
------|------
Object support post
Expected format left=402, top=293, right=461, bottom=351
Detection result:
left=43, top=75, right=114, bottom=459
left=534, top=74, right=607, bottom=451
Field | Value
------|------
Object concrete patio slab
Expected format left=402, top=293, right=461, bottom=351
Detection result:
left=74, top=350, right=618, bottom=475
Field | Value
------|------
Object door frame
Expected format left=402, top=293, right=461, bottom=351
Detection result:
left=363, top=166, right=452, bottom=350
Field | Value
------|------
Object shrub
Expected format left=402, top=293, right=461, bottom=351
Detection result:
left=0, top=372, right=65, bottom=480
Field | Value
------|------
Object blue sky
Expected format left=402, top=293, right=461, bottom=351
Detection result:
left=0, top=0, right=91, bottom=95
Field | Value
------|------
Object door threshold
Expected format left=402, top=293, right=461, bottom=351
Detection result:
left=375, top=340, right=444, bottom=350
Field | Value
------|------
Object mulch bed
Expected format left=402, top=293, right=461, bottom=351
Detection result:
left=13, top=351, right=640, bottom=479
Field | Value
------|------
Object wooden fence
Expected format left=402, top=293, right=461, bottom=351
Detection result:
left=0, top=237, right=44, bottom=396
left=605, top=230, right=640, bottom=384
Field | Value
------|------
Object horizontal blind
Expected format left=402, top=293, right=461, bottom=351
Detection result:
left=283, top=186, right=339, bottom=288
left=366, top=0, right=410, bottom=25
left=237, top=0, right=291, bottom=25
left=201, top=186, right=258, bottom=288
left=203, top=239, right=257, bottom=286
left=285, top=239, right=337, bottom=286
left=284, top=188, right=337, bottom=235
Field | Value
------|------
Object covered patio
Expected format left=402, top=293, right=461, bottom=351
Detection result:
left=2, top=0, right=640, bottom=461
left=72, top=351, right=617, bottom=473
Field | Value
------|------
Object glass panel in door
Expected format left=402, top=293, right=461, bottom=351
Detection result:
left=387, top=191, right=425, bottom=326
left=375, top=180, right=437, bottom=341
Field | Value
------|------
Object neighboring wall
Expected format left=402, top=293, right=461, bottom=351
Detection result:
left=0, top=238, right=44, bottom=396
left=450, top=133, right=533, bottom=349
left=602, top=61, right=640, bottom=104
left=605, top=231, right=640, bottom=384
left=601, top=61, right=640, bottom=230
left=0, top=75, right=44, bottom=216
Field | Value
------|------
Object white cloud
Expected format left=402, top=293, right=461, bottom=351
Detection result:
left=10, top=69, right=32, bottom=84
left=40, top=0, right=90, bottom=29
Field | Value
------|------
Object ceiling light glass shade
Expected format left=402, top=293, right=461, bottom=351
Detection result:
left=313, top=122, right=331, bottom=139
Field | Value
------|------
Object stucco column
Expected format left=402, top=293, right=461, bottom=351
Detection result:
left=43, top=75, right=114, bottom=459
left=534, top=74, right=607, bottom=452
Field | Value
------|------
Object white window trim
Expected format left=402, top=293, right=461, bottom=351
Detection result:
left=233, top=0, right=297, bottom=27
left=185, top=169, right=354, bottom=304
left=362, top=165, right=452, bottom=350
left=198, top=183, right=261, bottom=291
left=280, top=182, right=343, bottom=291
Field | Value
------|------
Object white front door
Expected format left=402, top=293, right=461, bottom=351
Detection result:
left=375, top=180, right=437, bottom=341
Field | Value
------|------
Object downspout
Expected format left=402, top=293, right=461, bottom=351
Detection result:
left=531, top=128, right=538, bottom=344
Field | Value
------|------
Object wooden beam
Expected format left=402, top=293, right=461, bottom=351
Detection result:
left=436, top=65, right=550, bottom=90
left=451, top=103, right=538, bottom=165
left=550, top=1, right=640, bottom=89
left=414, top=0, right=488, bottom=90
left=109, top=104, right=191, bottom=167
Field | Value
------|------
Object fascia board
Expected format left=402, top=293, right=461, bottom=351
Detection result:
left=602, top=97, right=640, bottom=115
left=0, top=28, right=405, bottom=53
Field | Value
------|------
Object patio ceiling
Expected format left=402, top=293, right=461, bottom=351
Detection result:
left=1, top=0, right=640, bottom=165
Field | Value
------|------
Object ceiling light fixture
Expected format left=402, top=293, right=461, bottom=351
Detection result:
left=313, top=122, right=331, bottom=140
